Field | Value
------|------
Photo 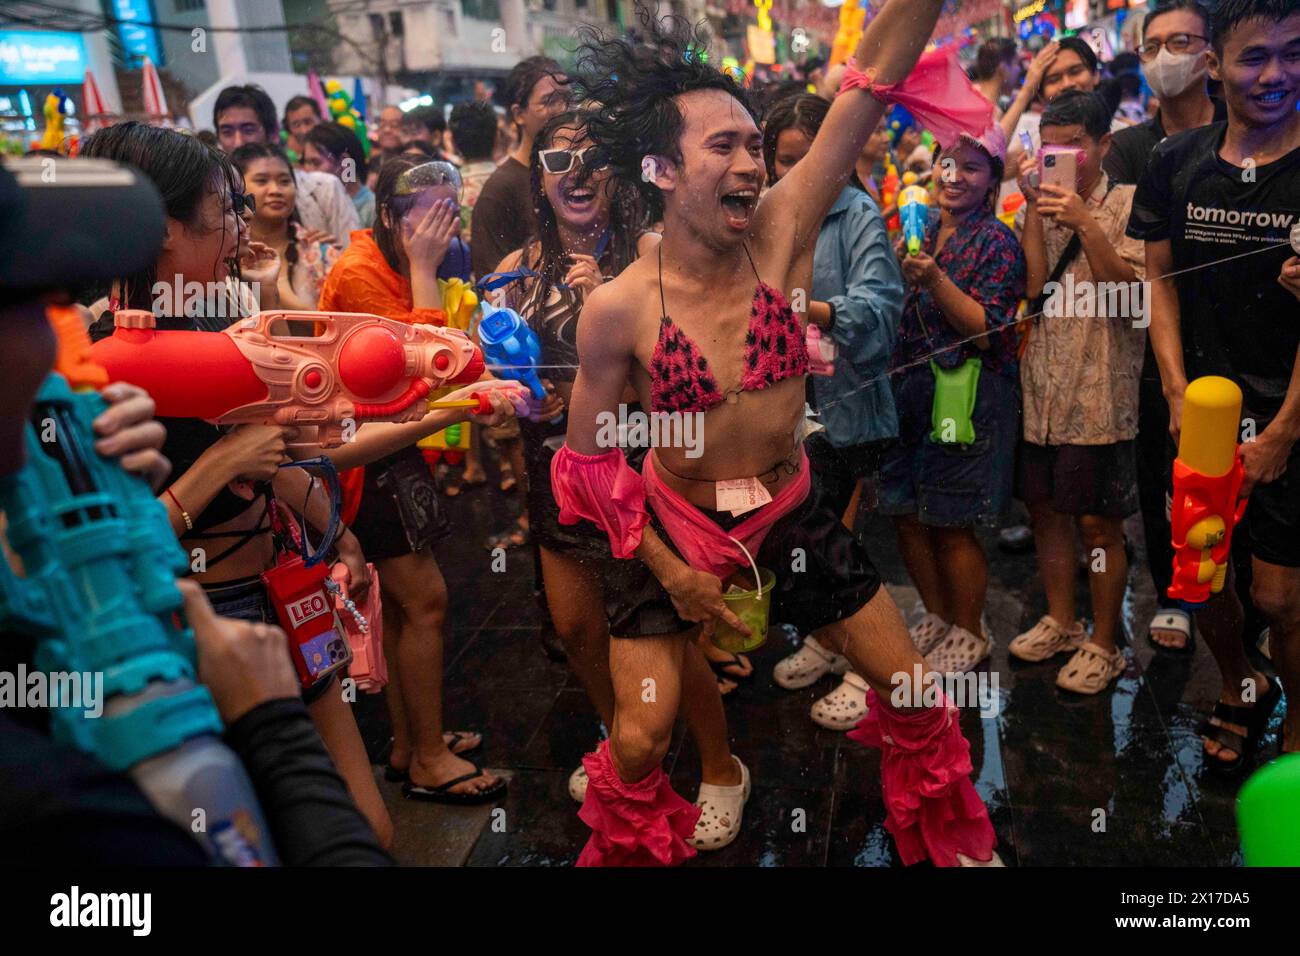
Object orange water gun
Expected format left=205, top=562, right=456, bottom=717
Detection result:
left=1169, top=376, right=1249, bottom=607
left=86, top=309, right=502, bottom=448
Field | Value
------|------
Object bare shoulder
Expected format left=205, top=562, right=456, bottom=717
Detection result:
left=577, top=269, right=642, bottom=357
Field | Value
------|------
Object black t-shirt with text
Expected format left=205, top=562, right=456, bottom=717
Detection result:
left=1127, top=121, right=1300, bottom=414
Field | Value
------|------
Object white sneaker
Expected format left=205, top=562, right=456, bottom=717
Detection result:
left=925, top=623, right=993, bottom=675
left=810, top=671, right=871, bottom=730
left=568, top=764, right=588, bottom=803
left=773, top=635, right=850, bottom=689
left=690, top=756, right=751, bottom=851
left=909, top=612, right=952, bottom=656
left=1008, top=614, right=1086, bottom=662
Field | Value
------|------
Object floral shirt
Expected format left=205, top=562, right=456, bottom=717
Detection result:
left=895, top=206, right=1026, bottom=378
left=1020, top=179, right=1147, bottom=445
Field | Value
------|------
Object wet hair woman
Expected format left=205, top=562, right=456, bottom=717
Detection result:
left=318, top=155, right=507, bottom=804
left=80, top=122, right=394, bottom=847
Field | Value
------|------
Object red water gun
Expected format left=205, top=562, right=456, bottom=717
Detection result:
left=1168, top=376, right=1249, bottom=607
left=88, top=309, right=498, bottom=447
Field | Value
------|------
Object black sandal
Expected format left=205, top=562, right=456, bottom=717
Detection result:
left=402, top=764, right=507, bottom=805
left=1198, top=678, right=1283, bottom=773
left=708, top=652, right=753, bottom=684
left=384, top=732, right=483, bottom=780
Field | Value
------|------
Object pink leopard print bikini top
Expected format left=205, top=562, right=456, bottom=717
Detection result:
left=650, top=243, right=808, bottom=415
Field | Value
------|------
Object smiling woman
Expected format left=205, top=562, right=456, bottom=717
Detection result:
left=230, top=142, right=338, bottom=310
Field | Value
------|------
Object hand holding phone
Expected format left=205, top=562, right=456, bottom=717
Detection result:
left=1039, top=146, right=1079, bottom=193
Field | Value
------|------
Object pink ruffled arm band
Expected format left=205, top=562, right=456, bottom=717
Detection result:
left=550, top=445, right=649, bottom=560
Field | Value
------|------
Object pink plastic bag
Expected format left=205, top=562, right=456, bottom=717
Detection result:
left=335, top=563, right=387, bottom=693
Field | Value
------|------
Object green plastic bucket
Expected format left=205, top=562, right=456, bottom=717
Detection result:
left=711, top=567, right=775, bottom=654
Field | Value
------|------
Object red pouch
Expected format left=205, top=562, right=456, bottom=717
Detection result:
left=334, top=563, right=387, bottom=692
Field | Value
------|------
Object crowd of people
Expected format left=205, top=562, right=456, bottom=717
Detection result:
left=1, top=0, right=1298, bottom=868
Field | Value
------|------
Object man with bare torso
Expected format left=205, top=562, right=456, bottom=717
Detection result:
left=551, top=1, right=1001, bottom=866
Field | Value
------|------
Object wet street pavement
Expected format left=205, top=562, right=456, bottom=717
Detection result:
left=351, top=467, right=1283, bottom=866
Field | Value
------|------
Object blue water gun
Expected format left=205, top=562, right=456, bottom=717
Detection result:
left=0, top=308, right=278, bottom=865
left=898, top=173, right=930, bottom=257
left=475, top=302, right=562, bottom=424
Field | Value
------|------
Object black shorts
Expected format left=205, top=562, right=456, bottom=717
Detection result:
left=603, top=452, right=883, bottom=638
left=520, top=419, right=650, bottom=562
left=1015, top=439, right=1139, bottom=518
left=1242, top=409, right=1300, bottom=568
left=805, top=432, right=890, bottom=519
left=351, top=446, right=449, bottom=561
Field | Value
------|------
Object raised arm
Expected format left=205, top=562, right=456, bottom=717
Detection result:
left=757, top=0, right=946, bottom=255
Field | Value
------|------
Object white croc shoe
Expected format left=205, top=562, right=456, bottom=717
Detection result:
left=810, top=671, right=871, bottom=730
left=774, top=635, right=851, bottom=689
left=926, top=623, right=993, bottom=675
left=957, top=851, right=1006, bottom=867
left=1008, top=614, right=1086, bottom=662
left=690, top=756, right=751, bottom=851
left=910, top=612, right=952, bottom=656
left=568, top=764, right=588, bottom=803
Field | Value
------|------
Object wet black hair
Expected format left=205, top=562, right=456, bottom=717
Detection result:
left=574, top=6, right=758, bottom=221
left=449, top=101, right=499, bottom=162
left=1144, top=0, right=1213, bottom=38
left=213, top=85, right=278, bottom=140
left=1211, top=0, right=1298, bottom=52
left=973, top=38, right=1019, bottom=81
left=229, top=142, right=304, bottom=270
left=371, top=154, right=459, bottom=273
left=760, top=93, right=829, bottom=183
left=523, top=110, right=643, bottom=300
left=303, top=122, right=368, bottom=179
left=503, top=56, right=567, bottom=126
left=403, top=104, right=446, bottom=135
left=81, top=122, right=242, bottom=313
left=1041, top=89, right=1114, bottom=141
left=1051, top=36, right=1101, bottom=83
left=283, top=95, right=322, bottom=125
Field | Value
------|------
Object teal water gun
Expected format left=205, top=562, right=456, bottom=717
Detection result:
left=0, top=308, right=278, bottom=865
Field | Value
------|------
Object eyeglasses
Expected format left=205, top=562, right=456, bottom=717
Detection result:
left=539, top=147, right=608, bottom=175
left=231, top=192, right=256, bottom=216
left=1138, top=33, right=1208, bottom=62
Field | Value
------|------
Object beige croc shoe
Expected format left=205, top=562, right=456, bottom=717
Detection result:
left=925, top=624, right=993, bottom=675
left=774, top=635, right=851, bottom=689
left=568, top=764, right=588, bottom=803
left=1009, top=614, right=1086, bottom=662
left=810, top=671, right=871, bottom=730
left=1055, top=641, right=1126, bottom=695
left=910, top=612, right=952, bottom=656
left=690, top=756, right=751, bottom=851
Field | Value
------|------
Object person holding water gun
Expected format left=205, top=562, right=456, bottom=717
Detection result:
left=318, top=155, right=523, bottom=805
left=484, top=110, right=682, bottom=804
left=0, top=154, right=390, bottom=866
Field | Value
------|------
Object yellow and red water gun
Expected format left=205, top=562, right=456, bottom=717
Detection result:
left=1169, top=376, right=1249, bottom=607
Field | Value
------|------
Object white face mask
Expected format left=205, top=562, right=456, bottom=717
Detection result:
left=1143, top=48, right=1209, bottom=100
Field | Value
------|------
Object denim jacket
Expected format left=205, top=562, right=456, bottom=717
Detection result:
left=810, top=186, right=904, bottom=446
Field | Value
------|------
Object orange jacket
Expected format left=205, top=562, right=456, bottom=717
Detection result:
left=317, top=229, right=448, bottom=523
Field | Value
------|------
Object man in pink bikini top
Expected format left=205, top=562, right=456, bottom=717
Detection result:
left=549, top=0, right=1003, bottom=869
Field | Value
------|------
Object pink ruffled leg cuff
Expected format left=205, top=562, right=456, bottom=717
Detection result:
left=847, top=689, right=997, bottom=867
left=576, top=740, right=701, bottom=867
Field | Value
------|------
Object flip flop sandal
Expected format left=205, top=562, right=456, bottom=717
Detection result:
left=1009, top=614, right=1086, bottom=663
left=384, top=731, right=485, bottom=780
left=810, top=671, right=871, bottom=730
left=689, top=756, right=751, bottom=851
left=1055, top=642, right=1127, bottom=695
left=773, top=636, right=850, bottom=689
left=708, top=651, right=754, bottom=684
left=568, top=764, right=588, bottom=804
left=403, top=763, right=508, bottom=805
left=925, top=625, right=992, bottom=675
left=910, top=612, right=952, bottom=656
left=1198, top=678, right=1284, bottom=773
left=1147, top=608, right=1194, bottom=655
